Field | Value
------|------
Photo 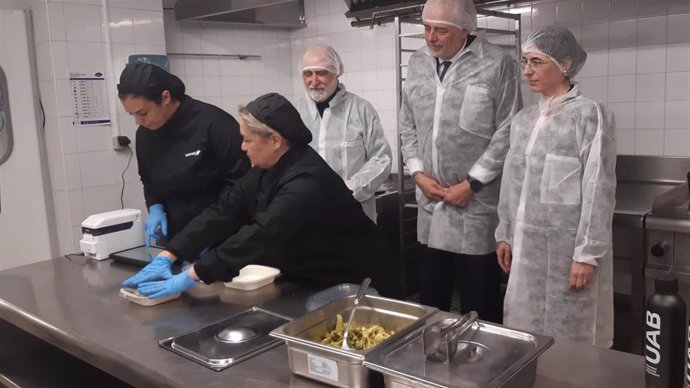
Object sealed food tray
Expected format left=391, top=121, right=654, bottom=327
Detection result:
left=363, top=311, right=554, bottom=388
left=270, top=295, right=437, bottom=388
left=119, top=287, right=180, bottom=306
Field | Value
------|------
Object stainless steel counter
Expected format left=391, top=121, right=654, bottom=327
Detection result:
left=0, top=257, right=645, bottom=388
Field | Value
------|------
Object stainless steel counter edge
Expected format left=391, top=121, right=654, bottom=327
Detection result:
left=0, top=258, right=647, bottom=388
left=0, top=296, right=173, bottom=387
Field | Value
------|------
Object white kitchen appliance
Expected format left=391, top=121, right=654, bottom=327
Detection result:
left=79, top=209, right=144, bottom=260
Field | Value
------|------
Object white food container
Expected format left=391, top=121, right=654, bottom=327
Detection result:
left=224, top=265, right=280, bottom=291
left=119, top=287, right=180, bottom=306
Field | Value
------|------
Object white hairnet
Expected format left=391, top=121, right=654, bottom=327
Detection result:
left=301, top=44, right=344, bottom=76
left=422, top=0, right=477, bottom=32
left=523, top=25, right=587, bottom=78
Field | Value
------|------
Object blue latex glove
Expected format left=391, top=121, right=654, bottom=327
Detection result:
left=138, top=271, right=198, bottom=299
left=122, top=256, right=173, bottom=288
left=145, top=204, right=168, bottom=247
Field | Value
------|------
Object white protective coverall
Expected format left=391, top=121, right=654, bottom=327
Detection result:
left=297, top=88, right=392, bottom=222
left=400, top=39, right=522, bottom=254
left=495, top=84, right=616, bottom=347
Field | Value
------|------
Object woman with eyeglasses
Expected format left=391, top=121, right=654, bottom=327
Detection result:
left=495, top=25, right=617, bottom=347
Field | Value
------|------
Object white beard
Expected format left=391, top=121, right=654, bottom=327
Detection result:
left=307, top=80, right=338, bottom=103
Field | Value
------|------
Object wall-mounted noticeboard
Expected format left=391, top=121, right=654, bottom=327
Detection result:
left=70, top=70, right=110, bottom=126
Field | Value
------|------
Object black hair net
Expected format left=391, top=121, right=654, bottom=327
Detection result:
left=246, top=93, right=312, bottom=144
left=117, top=63, right=185, bottom=97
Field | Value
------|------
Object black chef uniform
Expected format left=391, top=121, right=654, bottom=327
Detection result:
left=136, top=96, right=250, bottom=239
left=165, top=144, right=405, bottom=299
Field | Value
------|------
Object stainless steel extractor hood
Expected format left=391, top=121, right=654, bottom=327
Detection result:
left=175, top=0, right=306, bottom=29
left=344, top=0, right=425, bottom=21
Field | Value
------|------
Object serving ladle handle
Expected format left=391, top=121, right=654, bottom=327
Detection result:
left=341, top=277, right=371, bottom=350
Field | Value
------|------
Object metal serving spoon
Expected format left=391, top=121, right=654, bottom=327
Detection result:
left=341, top=277, right=371, bottom=351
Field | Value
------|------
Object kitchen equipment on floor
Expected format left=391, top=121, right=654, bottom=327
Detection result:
left=159, top=307, right=291, bottom=371
left=611, top=156, right=690, bottom=354
left=270, top=295, right=437, bottom=388
left=341, top=277, right=371, bottom=351
left=644, top=166, right=690, bottom=321
left=79, top=209, right=144, bottom=261
left=364, top=311, right=554, bottom=388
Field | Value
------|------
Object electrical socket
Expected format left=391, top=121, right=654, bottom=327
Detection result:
left=113, top=135, right=131, bottom=150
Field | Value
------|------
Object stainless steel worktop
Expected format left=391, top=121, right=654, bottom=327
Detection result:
left=0, top=257, right=645, bottom=388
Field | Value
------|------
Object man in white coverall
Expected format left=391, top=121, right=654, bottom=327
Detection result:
left=296, top=44, right=392, bottom=223
left=399, top=0, right=522, bottom=322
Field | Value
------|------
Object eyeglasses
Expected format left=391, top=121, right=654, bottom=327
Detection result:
left=519, top=58, right=549, bottom=70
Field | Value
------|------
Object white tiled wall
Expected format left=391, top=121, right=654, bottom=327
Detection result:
left=169, top=0, right=689, bottom=165
left=32, top=0, right=163, bottom=254
left=163, top=11, right=294, bottom=115
left=290, top=0, right=399, bottom=170
left=34, top=0, right=690, bottom=252
left=162, top=0, right=400, bottom=171
left=508, top=0, right=690, bottom=156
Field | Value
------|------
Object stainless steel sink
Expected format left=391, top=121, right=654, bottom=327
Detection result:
left=364, top=311, right=554, bottom=388
left=159, top=307, right=291, bottom=371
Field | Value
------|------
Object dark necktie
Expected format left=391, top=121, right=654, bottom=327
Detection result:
left=438, top=61, right=451, bottom=82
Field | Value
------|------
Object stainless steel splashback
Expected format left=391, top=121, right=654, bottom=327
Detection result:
left=615, top=155, right=690, bottom=221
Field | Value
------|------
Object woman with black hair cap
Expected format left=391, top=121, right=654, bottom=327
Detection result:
left=117, top=63, right=250, bottom=247
left=122, top=93, right=405, bottom=300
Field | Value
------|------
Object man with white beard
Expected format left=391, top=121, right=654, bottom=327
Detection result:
left=295, top=44, right=392, bottom=223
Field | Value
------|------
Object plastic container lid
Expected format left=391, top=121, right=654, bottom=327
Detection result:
left=224, top=265, right=280, bottom=291
left=305, top=283, right=380, bottom=311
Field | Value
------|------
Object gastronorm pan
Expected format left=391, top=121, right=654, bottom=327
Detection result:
left=270, top=295, right=437, bottom=388
left=364, top=311, right=554, bottom=388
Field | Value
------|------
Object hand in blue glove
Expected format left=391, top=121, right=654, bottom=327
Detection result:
left=138, top=270, right=198, bottom=299
left=145, top=204, right=168, bottom=247
left=122, top=256, right=173, bottom=288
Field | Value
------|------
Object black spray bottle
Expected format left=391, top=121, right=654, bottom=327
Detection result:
left=645, top=277, right=686, bottom=388
left=686, top=320, right=689, bottom=388
left=686, top=319, right=689, bottom=388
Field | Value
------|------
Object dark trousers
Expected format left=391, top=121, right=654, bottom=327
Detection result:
left=419, top=247, right=503, bottom=324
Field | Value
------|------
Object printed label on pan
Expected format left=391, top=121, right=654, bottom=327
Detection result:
left=307, top=353, right=338, bottom=381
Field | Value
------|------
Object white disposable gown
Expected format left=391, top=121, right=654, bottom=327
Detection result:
left=297, top=88, right=392, bottom=222
left=399, top=38, right=522, bottom=254
left=495, top=85, right=616, bottom=347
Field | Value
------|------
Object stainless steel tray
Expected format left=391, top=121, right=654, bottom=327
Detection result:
left=363, top=311, right=554, bottom=388
left=270, top=295, right=438, bottom=388
left=159, top=307, right=291, bottom=371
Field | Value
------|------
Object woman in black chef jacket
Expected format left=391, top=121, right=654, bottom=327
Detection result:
left=122, top=93, right=404, bottom=299
left=117, top=63, right=250, bottom=246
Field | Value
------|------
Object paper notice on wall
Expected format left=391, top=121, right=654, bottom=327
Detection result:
left=70, top=71, right=110, bottom=126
